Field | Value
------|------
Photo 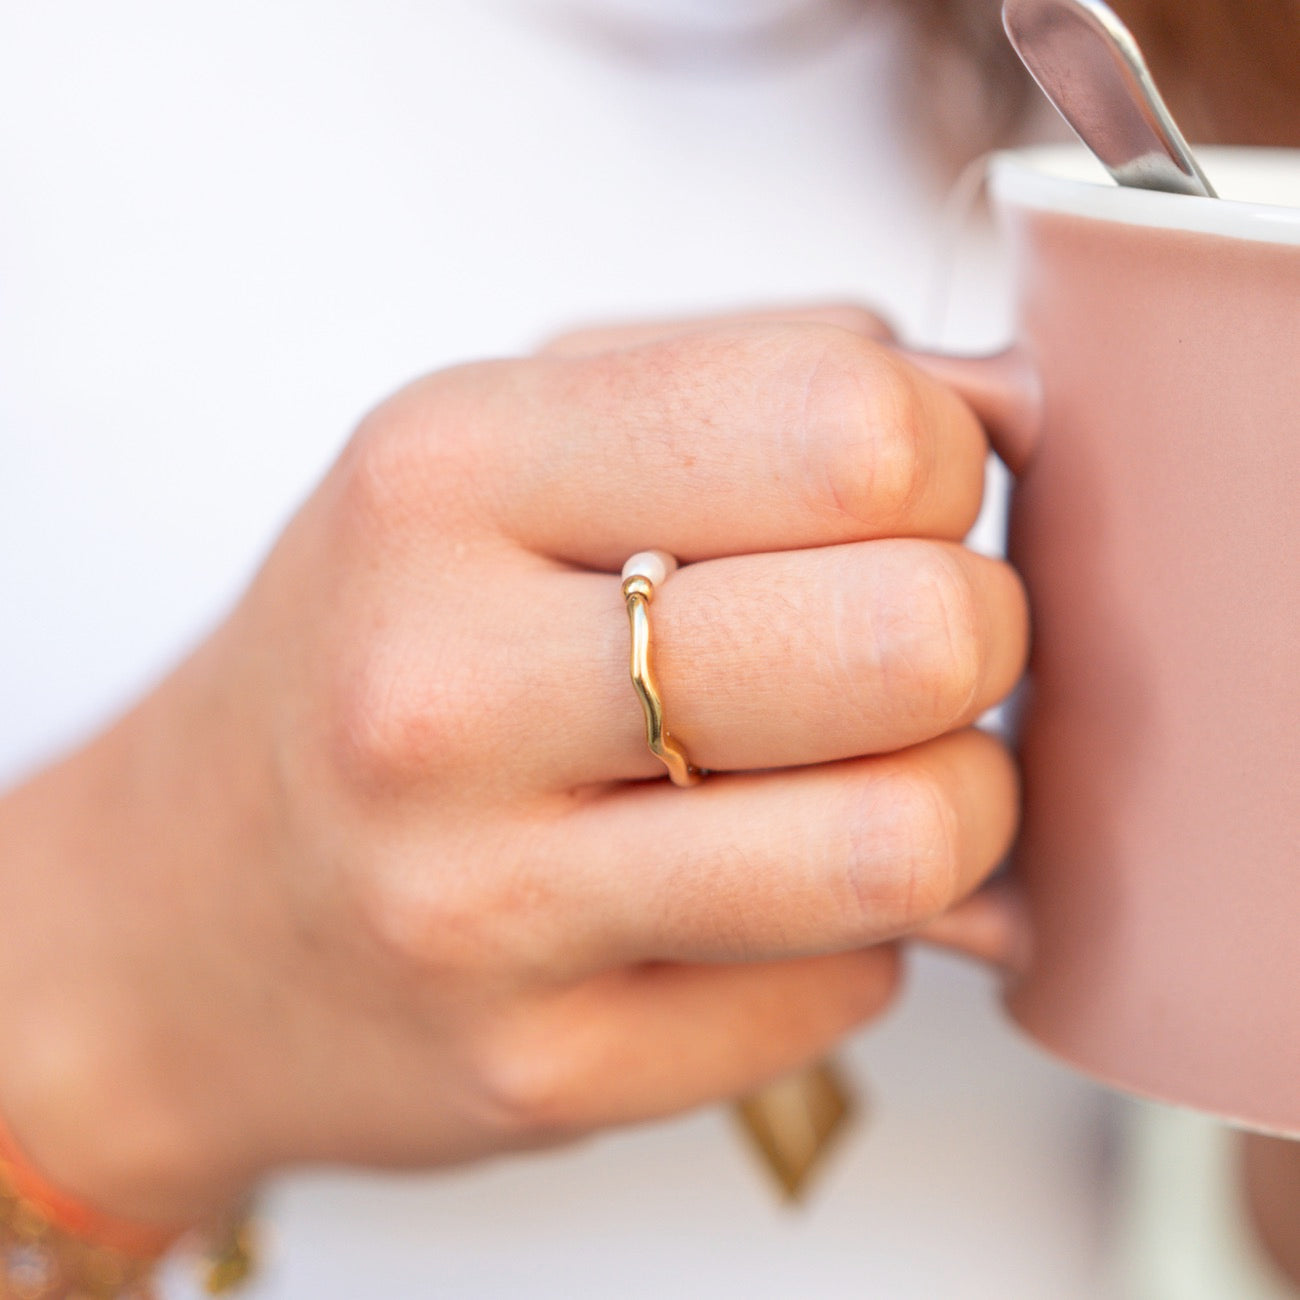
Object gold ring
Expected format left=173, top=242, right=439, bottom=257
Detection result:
left=621, top=550, right=703, bottom=787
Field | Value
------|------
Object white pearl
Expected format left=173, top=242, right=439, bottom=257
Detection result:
left=620, top=549, right=678, bottom=588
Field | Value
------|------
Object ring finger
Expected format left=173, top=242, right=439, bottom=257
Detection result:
left=518, top=537, right=1027, bottom=788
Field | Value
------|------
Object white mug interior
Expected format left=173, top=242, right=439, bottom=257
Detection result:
left=990, top=144, right=1300, bottom=245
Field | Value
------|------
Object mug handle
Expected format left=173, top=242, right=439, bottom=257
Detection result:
left=897, top=344, right=1044, bottom=475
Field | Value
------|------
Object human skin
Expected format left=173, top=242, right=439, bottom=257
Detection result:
left=0, top=306, right=1027, bottom=1229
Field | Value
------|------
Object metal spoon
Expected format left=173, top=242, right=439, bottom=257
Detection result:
left=1002, top=0, right=1216, bottom=197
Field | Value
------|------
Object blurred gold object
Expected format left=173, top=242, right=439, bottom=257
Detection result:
left=0, top=1161, right=257, bottom=1299
left=735, top=1059, right=856, bottom=1202
left=0, top=1178, right=158, bottom=1299
left=196, top=1210, right=258, bottom=1295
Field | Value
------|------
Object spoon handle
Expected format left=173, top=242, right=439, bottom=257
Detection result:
left=1002, top=0, right=1216, bottom=198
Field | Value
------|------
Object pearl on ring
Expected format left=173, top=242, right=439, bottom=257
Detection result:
left=620, top=549, right=678, bottom=588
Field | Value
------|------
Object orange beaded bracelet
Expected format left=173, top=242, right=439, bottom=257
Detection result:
left=0, top=1109, right=185, bottom=1260
left=0, top=1110, right=255, bottom=1298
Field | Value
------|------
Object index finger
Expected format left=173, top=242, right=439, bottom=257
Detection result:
left=434, top=321, right=989, bottom=569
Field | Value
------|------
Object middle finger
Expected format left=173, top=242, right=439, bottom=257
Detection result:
left=436, top=322, right=989, bottom=567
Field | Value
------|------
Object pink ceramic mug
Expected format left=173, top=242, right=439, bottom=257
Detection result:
left=916, top=145, right=1300, bottom=1132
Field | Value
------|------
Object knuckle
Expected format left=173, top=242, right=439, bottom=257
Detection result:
left=336, top=362, right=506, bottom=531
left=864, top=367, right=931, bottom=526
left=330, top=639, right=482, bottom=789
left=339, top=383, right=439, bottom=524
left=341, top=410, right=425, bottom=529
left=351, top=833, right=551, bottom=983
left=842, top=768, right=960, bottom=936
left=796, top=333, right=928, bottom=528
left=474, top=1022, right=588, bottom=1141
left=887, top=547, right=985, bottom=730
left=353, top=862, right=469, bottom=977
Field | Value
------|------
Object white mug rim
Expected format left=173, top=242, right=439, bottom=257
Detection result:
left=990, top=144, right=1300, bottom=246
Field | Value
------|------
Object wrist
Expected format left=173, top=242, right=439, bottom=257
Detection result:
left=1, top=1106, right=260, bottom=1297
left=0, top=642, right=271, bottom=1228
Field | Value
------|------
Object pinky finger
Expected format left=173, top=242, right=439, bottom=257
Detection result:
left=484, top=948, right=901, bottom=1141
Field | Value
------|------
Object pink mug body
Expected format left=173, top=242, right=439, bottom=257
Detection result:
left=940, top=147, right=1300, bottom=1131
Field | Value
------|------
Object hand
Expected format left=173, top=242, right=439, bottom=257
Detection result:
left=0, top=306, right=1028, bottom=1225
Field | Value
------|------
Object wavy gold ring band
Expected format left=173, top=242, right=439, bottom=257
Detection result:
left=620, top=550, right=703, bottom=787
